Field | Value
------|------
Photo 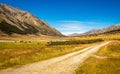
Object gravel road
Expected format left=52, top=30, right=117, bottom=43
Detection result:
left=0, top=42, right=109, bottom=74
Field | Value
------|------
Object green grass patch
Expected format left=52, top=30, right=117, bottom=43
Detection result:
left=75, top=41, right=120, bottom=74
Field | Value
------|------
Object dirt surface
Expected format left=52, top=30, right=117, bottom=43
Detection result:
left=0, top=42, right=109, bottom=74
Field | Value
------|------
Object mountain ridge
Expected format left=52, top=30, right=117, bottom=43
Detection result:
left=0, top=4, right=63, bottom=37
left=68, top=24, right=120, bottom=36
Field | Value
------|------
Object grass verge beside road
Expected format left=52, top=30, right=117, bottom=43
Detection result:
left=75, top=41, right=120, bottom=74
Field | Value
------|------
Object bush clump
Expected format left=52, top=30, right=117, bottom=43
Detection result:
left=48, top=38, right=103, bottom=46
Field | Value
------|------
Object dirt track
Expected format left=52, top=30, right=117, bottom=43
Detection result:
left=0, top=42, right=109, bottom=74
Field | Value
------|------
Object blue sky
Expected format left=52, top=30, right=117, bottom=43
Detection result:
left=0, top=0, right=120, bottom=35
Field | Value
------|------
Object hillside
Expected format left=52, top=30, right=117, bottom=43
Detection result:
left=83, top=24, right=120, bottom=35
left=0, top=4, right=63, bottom=37
left=69, top=24, right=120, bottom=36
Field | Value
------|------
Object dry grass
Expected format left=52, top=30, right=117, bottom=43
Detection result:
left=75, top=41, right=120, bottom=74
left=66, top=33, right=120, bottom=41
left=1, top=33, right=119, bottom=71
left=0, top=34, right=63, bottom=41
left=0, top=41, right=92, bottom=70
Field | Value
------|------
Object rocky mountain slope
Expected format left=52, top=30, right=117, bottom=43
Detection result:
left=83, top=24, right=120, bottom=35
left=69, top=24, right=120, bottom=36
left=0, top=4, right=63, bottom=36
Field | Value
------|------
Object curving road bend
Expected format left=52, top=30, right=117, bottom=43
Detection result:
left=0, top=42, right=110, bottom=74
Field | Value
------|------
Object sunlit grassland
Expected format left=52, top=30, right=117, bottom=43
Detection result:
left=0, top=41, right=94, bottom=70
left=0, top=42, right=46, bottom=50
left=1, top=33, right=120, bottom=42
left=0, top=33, right=119, bottom=70
left=75, top=41, right=120, bottom=74
left=66, top=33, right=120, bottom=41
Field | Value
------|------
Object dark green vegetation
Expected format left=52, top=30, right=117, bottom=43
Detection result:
left=75, top=41, right=120, bottom=74
left=0, top=41, right=93, bottom=70
left=47, top=38, right=103, bottom=46
left=0, top=21, right=39, bottom=35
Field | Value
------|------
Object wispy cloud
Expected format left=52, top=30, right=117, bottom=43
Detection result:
left=59, top=20, right=81, bottom=23
left=54, top=20, right=86, bottom=35
left=57, top=23, right=82, bottom=30
left=49, top=20, right=113, bottom=35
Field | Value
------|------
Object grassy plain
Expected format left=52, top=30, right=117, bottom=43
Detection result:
left=0, top=41, right=95, bottom=70
left=0, top=33, right=120, bottom=71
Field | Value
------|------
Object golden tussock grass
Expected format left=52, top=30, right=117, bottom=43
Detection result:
left=0, top=41, right=92, bottom=70
left=75, top=41, right=120, bottom=74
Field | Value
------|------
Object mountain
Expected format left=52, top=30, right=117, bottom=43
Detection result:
left=69, top=24, right=120, bottom=36
left=83, top=24, right=120, bottom=35
left=68, top=33, right=81, bottom=36
left=0, top=4, right=63, bottom=37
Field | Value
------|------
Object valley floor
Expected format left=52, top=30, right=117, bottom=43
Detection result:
left=0, top=42, right=109, bottom=74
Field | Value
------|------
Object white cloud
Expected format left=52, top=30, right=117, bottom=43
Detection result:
left=49, top=20, right=113, bottom=35
left=61, top=31, right=84, bottom=35
left=58, top=24, right=82, bottom=30
left=54, top=20, right=85, bottom=35
left=59, top=20, right=81, bottom=23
